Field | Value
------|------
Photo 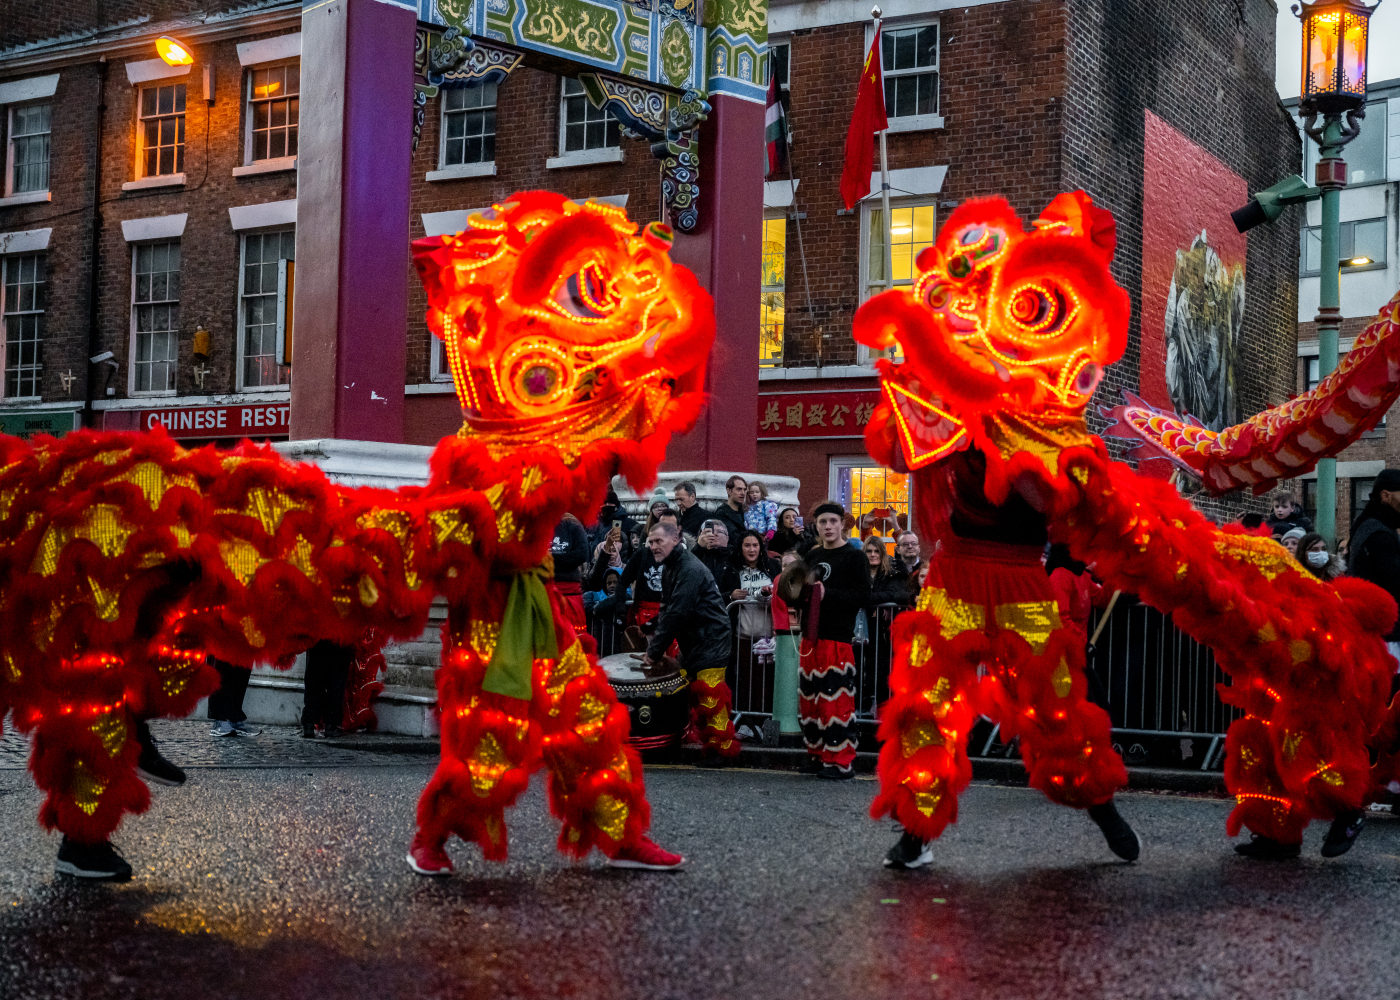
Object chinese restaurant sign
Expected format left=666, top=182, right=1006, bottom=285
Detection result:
left=757, top=390, right=881, bottom=439
left=103, top=402, right=291, bottom=439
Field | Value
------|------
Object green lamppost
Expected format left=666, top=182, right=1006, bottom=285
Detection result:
left=1232, top=0, right=1378, bottom=548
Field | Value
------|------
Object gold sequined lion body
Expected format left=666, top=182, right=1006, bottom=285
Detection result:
left=854, top=192, right=1398, bottom=849
left=0, top=192, right=714, bottom=864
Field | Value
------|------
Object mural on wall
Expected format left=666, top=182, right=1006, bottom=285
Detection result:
left=1140, top=110, right=1249, bottom=445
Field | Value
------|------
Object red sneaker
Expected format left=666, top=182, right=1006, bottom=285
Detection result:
left=607, top=836, right=685, bottom=871
left=405, top=832, right=454, bottom=876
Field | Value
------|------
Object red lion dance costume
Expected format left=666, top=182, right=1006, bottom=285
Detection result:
left=854, top=192, right=1400, bottom=868
left=0, top=192, right=707, bottom=878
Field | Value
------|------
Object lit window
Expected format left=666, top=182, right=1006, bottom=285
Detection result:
left=2, top=253, right=44, bottom=398
left=881, top=24, right=938, bottom=120
left=1300, top=218, right=1387, bottom=275
left=442, top=83, right=497, bottom=166
left=138, top=83, right=186, bottom=178
left=560, top=78, right=619, bottom=153
left=132, top=241, right=180, bottom=392
left=239, top=229, right=294, bottom=389
left=7, top=103, right=51, bottom=194
left=760, top=216, right=785, bottom=367
left=247, top=62, right=299, bottom=162
left=831, top=460, right=910, bottom=539
left=1351, top=476, right=1376, bottom=528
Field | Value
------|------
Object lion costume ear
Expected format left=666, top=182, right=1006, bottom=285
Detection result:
left=1035, top=191, right=1116, bottom=265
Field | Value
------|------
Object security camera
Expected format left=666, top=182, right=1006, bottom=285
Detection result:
left=90, top=351, right=115, bottom=364
left=1230, top=175, right=1317, bottom=234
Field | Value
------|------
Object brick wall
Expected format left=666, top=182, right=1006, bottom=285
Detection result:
left=1062, top=0, right=1300, bottom=521
left=0, top=0, right=259, bottom=50
left=405, top=65, right=664, bottom=386
left=776, top=0, right=1070, bottom=367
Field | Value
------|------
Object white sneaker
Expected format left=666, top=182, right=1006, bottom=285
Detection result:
left=210, top=720, right=235, bottom=737
left=231, top=721, right=260, bottom=736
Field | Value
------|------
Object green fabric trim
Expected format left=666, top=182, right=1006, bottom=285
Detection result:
left=481, top=568, right=559, bottom=700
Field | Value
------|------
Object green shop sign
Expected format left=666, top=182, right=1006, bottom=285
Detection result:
left=0, top=409, right=80, bottom=439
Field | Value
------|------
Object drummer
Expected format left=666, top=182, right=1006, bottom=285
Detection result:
left=641, top=521, right=741, bottom=765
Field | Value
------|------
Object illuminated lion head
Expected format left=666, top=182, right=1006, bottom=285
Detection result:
left=412, top=191, right=713, bottom=462
left=853, top=192, right=1130, bottom=471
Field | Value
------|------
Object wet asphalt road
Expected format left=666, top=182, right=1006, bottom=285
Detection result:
left=1, top=731, right=1398, bottom=1000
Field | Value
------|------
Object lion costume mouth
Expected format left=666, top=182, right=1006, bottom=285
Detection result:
left=412, top=192, right=714, bottom=464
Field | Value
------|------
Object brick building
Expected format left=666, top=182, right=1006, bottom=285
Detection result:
left=0, top=0, right=1301, bottom=534
left=1283, top=77, right=1400, bottom=545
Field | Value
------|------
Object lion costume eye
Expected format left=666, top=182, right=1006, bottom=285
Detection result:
left=554, top=265, right=617, bottom=319
left=1007, top=284, right=1068, bottom=334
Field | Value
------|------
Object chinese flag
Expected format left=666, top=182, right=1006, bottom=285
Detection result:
left=839, top=26, right=889, bottom=211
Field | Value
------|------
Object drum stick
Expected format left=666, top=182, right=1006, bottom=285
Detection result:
left=1088, top=590, right=1122, bottom=649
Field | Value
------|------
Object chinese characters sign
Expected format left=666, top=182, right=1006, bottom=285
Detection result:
left=757, top=390, right=881, bottom=439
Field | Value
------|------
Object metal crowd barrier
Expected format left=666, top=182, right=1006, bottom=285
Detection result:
left=585, top=603, right=625, bottom=659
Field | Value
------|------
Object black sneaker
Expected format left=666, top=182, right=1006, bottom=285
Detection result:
left=136, top=729, right=185, bottom=787
left=55, top=837, right=132, bottom=881
left=323, top=725, right=345, bottom=739
left=796, top=756, right=825, bottom=775
left=1321, top=811, right=1365, bottom=858
left=819, top=764, right=855, bottom=780
left=1087, top=799, right=1141, bottom=861
left=1234, top=834, right=1301, bottom=859
left=883, top=830, right=933, bottom=869
left=301, top=724, right=318, bottom=739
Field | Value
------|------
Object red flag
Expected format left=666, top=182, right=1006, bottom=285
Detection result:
left=765, top=72, right=788, bottom=177
left=839, top=26, right=889, bottom=211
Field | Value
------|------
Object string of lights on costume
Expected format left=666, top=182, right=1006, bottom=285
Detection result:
left=0, top=192, right=710, bottom=871
left=853, top=193, right=1398, bottom=851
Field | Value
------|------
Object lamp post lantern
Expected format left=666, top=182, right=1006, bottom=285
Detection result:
left=1294, top=0, right=1378, bottom=548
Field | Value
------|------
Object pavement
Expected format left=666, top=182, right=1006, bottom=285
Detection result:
left=2, top=720, right=1398, bottom=1000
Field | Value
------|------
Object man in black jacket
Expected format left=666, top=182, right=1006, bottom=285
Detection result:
left=642, top=521, right=740, bottom=762
left=712, top=475, right=748, bottom=539
left=550, top=513, right=591, bottom=634
left=800, top=502, right=872, bottom=779
left=673, top=480, right=709, bottom=538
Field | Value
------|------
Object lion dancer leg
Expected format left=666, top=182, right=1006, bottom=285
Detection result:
left=408, top=587, right=683, bottom=875
left=985, top=621, right=1136, bottom=860
left=871, top=589, right=987, bottom=868
left=689, top=665, right=740, bottom=762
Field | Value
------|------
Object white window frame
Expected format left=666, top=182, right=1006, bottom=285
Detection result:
left=4, top=101, right=52, bottom=200
left=0, top=251, right=45, bottom=401
left=237, top=57, right=299, bottom=176
left=856, top=196, right=934, bottom=363
left=430, top=334, right=454, bottom=382
left=827, top=455, right=914, bottom=539
left=128, top=239, right=181, bottom=397
left=866, top=18, right=943, bottom=133
left=1299, top=217, right=1388, bottom=276
left=428, top=82, right=498, bottom=181
left=134, top=81, right=187, bottom=182
left=236, top=227, right=295, bottom=393
left=547, top=77, right=624, bottom=169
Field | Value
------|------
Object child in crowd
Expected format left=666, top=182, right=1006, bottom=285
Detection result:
left=744, top=481, right=780, bottom=540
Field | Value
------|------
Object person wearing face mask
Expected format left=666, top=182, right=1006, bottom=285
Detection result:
left=1295, top=532, right=1344, bottom=581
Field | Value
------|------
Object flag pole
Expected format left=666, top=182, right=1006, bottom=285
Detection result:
left=873, top=7, right=893, bottom=306
left=783, top=119, right=816, bottom=365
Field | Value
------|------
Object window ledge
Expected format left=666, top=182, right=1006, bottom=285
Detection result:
left=122, top=174, right=185, bottom=192
left=236, top=385, right=292, bottom=394
left=128, top=389, right=178, bottom=398
left=232, top=157, right=297, bottom=177
left=885, top=114, right=945, bottom=134
left=406, top=381, right=457, bottom=394
left=546, top=147, right=625, bottom=169
left=426, top=161, right=496, bottom=182
left=0, top=190, right=52, bottom=207
left=759, top=365, right=880, bottom=380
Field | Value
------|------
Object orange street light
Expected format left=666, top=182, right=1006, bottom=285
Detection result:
left=155, top=36, right=194, bottom=66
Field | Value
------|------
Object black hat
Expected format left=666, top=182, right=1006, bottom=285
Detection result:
left=1374, top=469, right=1400, bottom=494
left=604, top=490, right=621, bottom=506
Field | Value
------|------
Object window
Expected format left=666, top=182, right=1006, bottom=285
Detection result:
left=431, top=337, right=452, bottom=382
left=442, top=83, right=497, bottom=166
left=1, top=253, right=44, bottom=398
left=1303, top=101, right=1387, bottom=186
left=861, top=201, right=933, bottom=360
left=1350, top=476, right=1375, bottom=529
left=768, top=41, right=791, bottom=116
left=247, top=62, right=299, bottom=162
left=132, top=241, right=180, bottom=393
left=239, top=230, right=294, bottom=389
left=881, top=23, right=938, bottom=121
left=830, top=459, right=910, bottom=539
left=1301, top=218, right=1388, bottom=274
left=1302, top=480, right=1317, bottom=524
left=138, top=83, right=186, bottom=178
left=6, top=103, right=51, bottom=194
left=760, top=216, right=785, bottom=367
left=560, top=78, right=619, bottom=153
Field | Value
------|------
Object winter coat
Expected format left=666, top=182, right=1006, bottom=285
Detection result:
left=647, top=547, right=732, bottom=672
left=1349, top=500, right=1400, bottom=640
